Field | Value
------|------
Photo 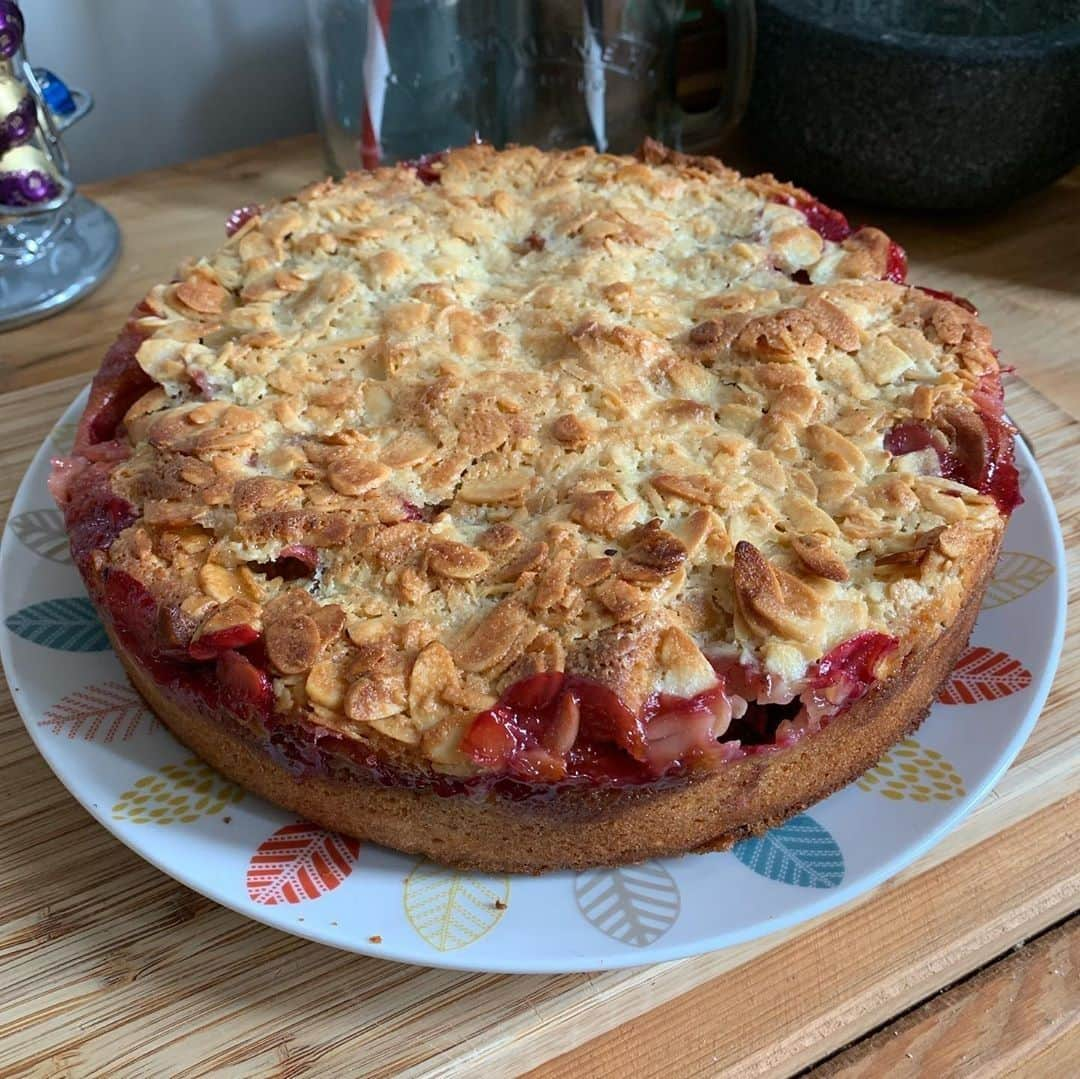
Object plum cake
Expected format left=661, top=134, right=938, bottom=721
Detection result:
left=51, top=141, right=1020, bottom=871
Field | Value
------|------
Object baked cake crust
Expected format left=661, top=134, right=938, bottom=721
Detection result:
left=52, top=140, right=1019, bottom=870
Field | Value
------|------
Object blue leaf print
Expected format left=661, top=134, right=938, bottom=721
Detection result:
left=734, top=814, right=844, bottom=889
left=5, top=597, right=110, bottom=652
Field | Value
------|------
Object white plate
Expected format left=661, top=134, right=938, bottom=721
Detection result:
left=1, top=389, right=1066, bottom=973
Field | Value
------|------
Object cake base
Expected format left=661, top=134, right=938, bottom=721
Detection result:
left=109, top=548, right=991, bottom=873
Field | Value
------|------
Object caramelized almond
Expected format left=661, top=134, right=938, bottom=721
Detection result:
left=266, top=613, right=322, bottom=674
left=428, top=540, right=490, bottom=580
left=791, top=534, right=849, bottom=582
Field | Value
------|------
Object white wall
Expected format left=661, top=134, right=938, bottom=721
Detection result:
left=23, top=0, right=316, bottom=182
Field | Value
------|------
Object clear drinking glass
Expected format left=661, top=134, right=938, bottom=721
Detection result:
left=305, top=0, right=755, bottom=174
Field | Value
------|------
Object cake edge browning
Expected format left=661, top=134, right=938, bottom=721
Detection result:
left=107, top=527, right=999, bottom=873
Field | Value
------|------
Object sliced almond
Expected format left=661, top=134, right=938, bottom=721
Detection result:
left=551, top=414, right=592, bottom=447
left=569, top=489, right=638, bottom=536
left=198, top=563, right=244, bottom=602
left=595, top=578, right=650, bottom=621
left=477, top=523, right=521, bottom=552
left=328, top=454, right=390, bottom=497
left=454, top=601, right=531, bottom=672
left=265, top=613, right=322, bottom=674
left=806, top=424, right=868, bottom=474
left=791, top=533, right=849, bottom=581
left=625, top=520, right=687, bottom=575
left=651, top=472, right=716, bottom=505
left=574, top=555, right=614, bottom=587
left=175, top=277, right=227, bottom=315
left=457, top=471, right=533, bottom=505
left=344, top=675, right=405, bottom=725
left=427, top=540, right=490, bottom=580
left=306, top=660, right=347, bottom=711
left=732, top=540, right=821, bottom=642
left=193, top=597, right=261, bottom=640
left=408, top=641, right=461, bottom=724
left=497, top=541, right=548, bottom=584
left=875, top=526, right=947, bottom=568
left=380, top=431, right=436, bottom=468
left=346, top=614, right=393, bottom=646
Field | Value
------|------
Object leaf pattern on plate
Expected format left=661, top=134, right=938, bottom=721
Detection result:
left=983, top=551, right=1053, bottom=610
left=247, top=822, right=361, bottom=905
left=49, top=421, right=78, bottom=455
left=733, top=814, right=844, bottom=889
left=857, top=738, right=966, bottom=802
left=574, top=862, right=681, bottom=946
left=403, top=861, right=509, bottom=951
left=112, top=758, right=243, bottom=824
left=39, top=680, right=156, bottom=742
left=938, top=646, right=1032, bottom=705
left=10, top=509, right=71, bottom=563
left=4, top=596, right=109, bottom=651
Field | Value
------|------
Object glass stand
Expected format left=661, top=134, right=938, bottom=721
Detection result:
left=0, top=193, right=120, bottom=331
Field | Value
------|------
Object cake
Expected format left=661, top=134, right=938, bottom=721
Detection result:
left=51, top=141, right=1021, bottom=872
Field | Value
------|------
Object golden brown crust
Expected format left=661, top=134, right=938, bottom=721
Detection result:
left=108, top=531, right=997, bottom=873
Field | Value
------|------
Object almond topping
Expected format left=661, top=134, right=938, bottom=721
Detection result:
left=408, top=641, right=461, bottom=723
left=595, top=578, right=649, bottom=621
left=651, top=473, right=715, bottom=505
left=875, top=526, right=947, bottom=567
left=574, top=555, right=613, bottom=586
left=498, top=541, right=548, bottom=583
left=327, top=455, right=390, bottom=497
left=457, top=471, right=533, bottom=505
left=346, top=615, right=393, bottom=646
left=569, top=489, right=638, bottom=536
left=551, top=414, right=592, bottom=447
left=688, top=319, right=722, bottom=345
left=344, top=676, right=405, bottom=725
left=791, top=533, right=849, bottom=581
left=175, top=277, right=227, bottom=315
left=232, top=476, right=303, bottom=520
left=454, top=601, right=531, bottom=672
left=732, top=540, right=821, bottom=641
left=306, top=660, right=346, bottom=711
left=625, top=520, right=687, bottom=575
left=428, top=540, right=490, bottom=580
left=192, top=597, right=261, bottom=640
left=266, top=613, right=322, bottom=674
left=198, top=563, right=243, bottom=602
left=380, top=432, right=437, bottom=468
left=477, top=523, right=522, bottom=552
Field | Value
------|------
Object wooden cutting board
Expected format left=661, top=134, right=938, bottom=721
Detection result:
left=0, top=138, right=1076, bottom=1077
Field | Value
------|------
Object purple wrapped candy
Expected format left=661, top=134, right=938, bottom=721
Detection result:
left=0, top=1, right=24, bottom=61
left=0, top=86, right=35, bottom=154
left=0, top=144, right=61, bottom=206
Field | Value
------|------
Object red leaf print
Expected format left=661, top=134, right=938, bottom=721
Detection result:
left=247, top=822, right=361, bottom=905
left=938, top=647, right=1032, bottom=706
left=39, top=681, right=156, bottom=742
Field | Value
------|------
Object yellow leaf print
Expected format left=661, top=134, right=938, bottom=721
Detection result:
left=112, top=757, right=243, bottom=824
left=857, top=738, right=966, bottom=802
left=403, top=860, right=509, bottom=951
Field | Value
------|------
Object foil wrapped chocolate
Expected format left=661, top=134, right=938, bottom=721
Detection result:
left=0, top=143, right=61, bottom=206
left=0, top=72, right=34, bottom=153
left=0, top=0, right=24, bottom=61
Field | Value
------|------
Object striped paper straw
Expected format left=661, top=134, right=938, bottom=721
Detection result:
left=360, top=0, right=393, bottom=169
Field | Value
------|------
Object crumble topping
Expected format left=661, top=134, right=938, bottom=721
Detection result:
left=70, top=142, right=1010, bottom=775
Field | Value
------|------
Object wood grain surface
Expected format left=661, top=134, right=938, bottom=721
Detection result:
left=0, top=138, right=1076, bottom=1078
